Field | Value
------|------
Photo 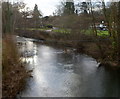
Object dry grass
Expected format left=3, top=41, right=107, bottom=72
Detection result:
left=2, top=35, right=28, bottom=98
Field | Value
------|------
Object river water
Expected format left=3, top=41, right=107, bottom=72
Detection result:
left=17, top=36, right=120, bottom=97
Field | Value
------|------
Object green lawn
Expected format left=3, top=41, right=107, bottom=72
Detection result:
left=84, top=29, right=109, bottom=36
left=52, top=29, right=71, bottom=34
left=97, top=30, right=109, bottom=36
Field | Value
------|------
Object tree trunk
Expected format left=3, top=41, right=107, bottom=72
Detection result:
left=117, top=2, right=120, bottom=64
left=102, top=0, right=112, bottom=37
left=89, top=1, right=97, bottom=36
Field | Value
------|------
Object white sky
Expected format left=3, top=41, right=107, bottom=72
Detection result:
left=9, top=0, right=115, bottom=16
left=23, top=0, right=61, bottom=16
left=21, top=0, right=90, bottom=16
left=11, top=0, right=91, bottom=16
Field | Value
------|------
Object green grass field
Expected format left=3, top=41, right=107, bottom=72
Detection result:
left=52, top=29, right=71, bottom=34
left=84, top=29, right=109, bottom=36
left=97, top=30, right=109, bottom=36
left=52, top=29, right=109, bottom=37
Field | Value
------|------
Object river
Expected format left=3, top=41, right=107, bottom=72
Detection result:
left=17, top=36, right=120, bottom=97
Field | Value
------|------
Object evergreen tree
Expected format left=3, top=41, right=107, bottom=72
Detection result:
left=63, top=0, right=75, bottom=15
left=33, top=4, right=42, bottom=28
left=33, top=4, right=42, bottom=19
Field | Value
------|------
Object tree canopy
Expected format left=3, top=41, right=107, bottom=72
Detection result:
left=63, top=0, right=75, bottom=15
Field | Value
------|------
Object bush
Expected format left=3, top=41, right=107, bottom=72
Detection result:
left=2, top=35, right=28, bottom=98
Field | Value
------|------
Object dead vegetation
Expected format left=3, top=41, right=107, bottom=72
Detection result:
left=2, top=35, right=29, bottom=98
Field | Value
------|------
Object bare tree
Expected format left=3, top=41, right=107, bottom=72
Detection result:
left=101, top=0, right=112, bottom=37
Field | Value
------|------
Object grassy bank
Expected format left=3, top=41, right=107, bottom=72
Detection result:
left=18, top=28, right=109, bottom=36
left=2, top=35, right=29, bottom=98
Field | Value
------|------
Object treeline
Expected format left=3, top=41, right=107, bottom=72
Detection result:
left=2, top=1, right=42, bottom=34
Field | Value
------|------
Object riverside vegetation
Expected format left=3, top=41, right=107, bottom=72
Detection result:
left=2, top=35, right=29, bottom=98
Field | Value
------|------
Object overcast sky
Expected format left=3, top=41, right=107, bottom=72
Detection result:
left=22, top=0, right=85, bottom=16
left=9, top=0, right=112, bottom=16
left=23, top=0, right=62, bottom=16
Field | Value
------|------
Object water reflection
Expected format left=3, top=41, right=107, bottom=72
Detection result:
left=17, top=37, right=120, bottom=97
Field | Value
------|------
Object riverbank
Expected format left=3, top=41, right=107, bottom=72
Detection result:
left=15, top=29, right=120, bottom=69
left=2, top=35, right=29, bottom=98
